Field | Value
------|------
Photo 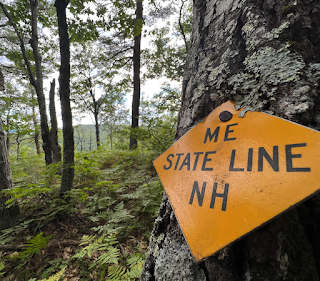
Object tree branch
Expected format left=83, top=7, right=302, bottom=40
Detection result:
left=178, top=0, right=189, bottom=54
left=106, top=47, right=133, bottom=61
left=0, top=239, right=81, bottom=251
left=0, top=1, right=37, bottom=88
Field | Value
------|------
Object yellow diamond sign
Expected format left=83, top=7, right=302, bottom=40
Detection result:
left=153, top=101, right=320, bottom=262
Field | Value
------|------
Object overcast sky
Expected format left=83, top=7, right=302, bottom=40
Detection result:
left=46, top=13, right=182, bottom=128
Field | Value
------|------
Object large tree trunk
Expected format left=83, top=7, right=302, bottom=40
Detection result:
left=55, top=0, right=74, bottom=196
left=129, top=0, right=143, bottom=149
left=141, top=1, right=320, bottom=280
left=49, top=79, right=62, bottom=163
left=0, top=69, right=20, bottom=230
left=0, top=117, right=20, bottom=230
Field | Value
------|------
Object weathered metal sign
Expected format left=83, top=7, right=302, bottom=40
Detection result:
left=153, top=101, right=320, bottom=262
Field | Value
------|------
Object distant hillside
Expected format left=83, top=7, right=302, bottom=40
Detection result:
left=73, top=124, right=128, bottom=151
left=74, top=124, right=106, bottom=151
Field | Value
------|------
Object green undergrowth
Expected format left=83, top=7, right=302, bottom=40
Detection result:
left=0, top=148, right=163, bottom=280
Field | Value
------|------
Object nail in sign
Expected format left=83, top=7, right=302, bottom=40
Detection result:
left=153, top=101, right=320, bottom=262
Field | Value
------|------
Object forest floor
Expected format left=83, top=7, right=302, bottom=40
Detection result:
left=0, top=148, right=162, bottom=281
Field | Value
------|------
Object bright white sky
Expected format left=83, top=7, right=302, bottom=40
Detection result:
left=44, top=75, right=179, bottom=128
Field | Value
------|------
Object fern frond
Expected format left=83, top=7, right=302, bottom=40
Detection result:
left=127, top=266, right=143, bottom=279
left=91, top=225, right=124, bottom=235
left=79, top=235, right=96, bottom=246
left=91, top=247, right=120, bottom=269
left=72, top=234, right=119, bottom=263
left=107, top=265, right=127, bottom=280
left=127, top=254, right=144, bottom=267
left=126, top=254, right=144, bottom=278
left=109, top=202, right=133, bottom=223
left=0, top=261, right=5, bottom=276
left=19, top=232, right=52, bottom=258
left=40, top=267, right=65, bottom=281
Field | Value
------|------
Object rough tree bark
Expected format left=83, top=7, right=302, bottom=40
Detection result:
left=94, top=112, right=100, bottom=148
left=129, top=0, right=143, bottom=149
left=49, top=79, right=62, bottom=163
left=31, top=89, right=41, bottom=155
left=91, top=91, right=101, bottom=148
left=29, top=0, right=52, bottom=165
left=141, top=0, right=320, bottom=280
left=15, top=130, right=20, bottom=160
left=0, top=68, right=20, bottom=230
left=6, top=114, right=10, bottom=151
left=55, top=0, right=74, bottom=195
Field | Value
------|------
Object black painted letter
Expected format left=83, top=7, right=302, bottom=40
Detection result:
left=164, top=154, right=174, bottom=170
left=193, top=152, right=204, bottom=171
left=247, top=148, right=253, bottom=171
left=229, top=149, right=244, bottom=171
left=210, top=182, right=229, bottom=211
left=174, top=153, right=184, bottom=170
left=189, top=181, right=207, bottom=207
left=204, top=127, right=220, bottom=143
left=224, top=123, right=238, bottom=141
left=285, top=143, right=311, bottom=172
left=201, top=151, right=216, bottom=171
left=179, top=153, right=191, bottom=170
left=258, top=146, right=279, bottom=172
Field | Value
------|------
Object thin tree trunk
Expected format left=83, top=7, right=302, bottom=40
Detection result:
left=29, top=0, right=52, bottom=165
left=0, top=1, right=52, bottom=165
left=6, top=114, right=10, bottom=151
left=55, top=0, right=74, bottom=196
left=89, top=87, right=100, bottom=148
left=49, top=79, right=62, bottom=163
left=110, top=128, right=113, bottom=150
left=0, top=66, right=3, bottom=91
left=16, top=130, right=19, bottom=160
left=94, top=108, right=100, bottom=148
left=129, top=0, right=143, bottom=149
left=31, top=89, right=41, bottom=155
left=178, top=0, right=189, bottom=54
left=142, top=0, right=320, bottom=280
left=0, top=69, right=19, bottom=230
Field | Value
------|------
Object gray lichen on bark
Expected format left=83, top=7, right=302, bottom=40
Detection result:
left=178, top=0, right=320, bottom=137
left=142, top=0, right=320, bottom=280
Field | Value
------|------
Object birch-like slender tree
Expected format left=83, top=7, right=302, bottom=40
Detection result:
left=0, top=0, right=52, bottom=165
